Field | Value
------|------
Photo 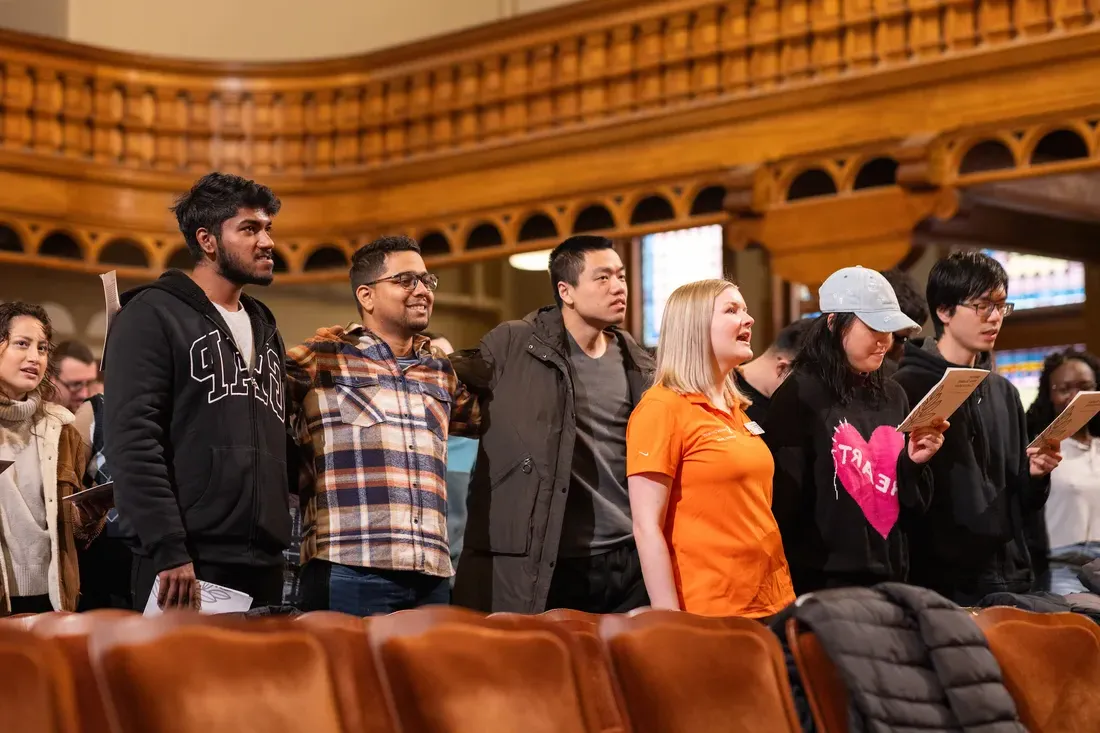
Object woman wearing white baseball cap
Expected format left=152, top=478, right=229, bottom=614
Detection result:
left=764, top=266, right=949, bottom=594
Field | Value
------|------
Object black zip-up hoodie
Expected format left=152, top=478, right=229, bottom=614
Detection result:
left=893, top=338, right=1050, bottom=603
left=103, top=270, right=290, bottom=574
left=766, top=368, right=932, bottom=594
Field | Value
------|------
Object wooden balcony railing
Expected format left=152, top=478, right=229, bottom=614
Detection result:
left=2, top=0, right=1093, bottom=184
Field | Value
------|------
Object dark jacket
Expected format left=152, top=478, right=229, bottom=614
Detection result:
left=103, top=270, right=290, bottom=574
left=893, top=339, right=1049, bottom=604
left=766, top=368, right=931, bottom=593
left=449, top=307, right=655, bottom=613
left=787, top=583, right=1025, bottom=732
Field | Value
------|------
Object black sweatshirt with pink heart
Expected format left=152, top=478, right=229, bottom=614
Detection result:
left=765, top=368, right=932, bottom=595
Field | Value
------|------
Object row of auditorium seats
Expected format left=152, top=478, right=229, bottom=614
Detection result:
left=0, top=605, right=1096, bottom=733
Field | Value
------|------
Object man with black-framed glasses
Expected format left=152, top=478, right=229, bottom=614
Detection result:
left=894, top=251, right=1062, bottom=604
left=285, top=234, right=479, bottom=615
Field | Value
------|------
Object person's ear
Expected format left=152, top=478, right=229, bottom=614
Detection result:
left=195, top=227, right=218, bottom=260
left=355, top=285, right=373, bottom=316
left=558, top=281, right=575, bottom=308
left=826, top=313, right=836, bottom=332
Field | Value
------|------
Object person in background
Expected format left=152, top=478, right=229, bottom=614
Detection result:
left=105, top=172, right=290, bottom=611
left=450, top=235, right=655, bottom=614
left=894, top=251, right=1061, bottom=604
left=51, top=341, right=97, bottom=413
left=767, top=267, right=946, bottom=594
left=734, top=318, right=812, bottom=427
left=627, top=279, right=795, bottom=618
left=87, top=361, right=104, bottom=399
left=72, top=387, right=132, bottom=610
left=1025, top=348, right=1100, bottom=595
left=0, top=302, right=106, bottom=614
left=287, top=236, right=479, bottom=615
left=879, top=268, right=931, bottom=377
left=423, top=331, right=478, bottom=584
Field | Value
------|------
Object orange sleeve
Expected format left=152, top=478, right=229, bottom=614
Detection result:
left=626, top=395, right=684, bottom=478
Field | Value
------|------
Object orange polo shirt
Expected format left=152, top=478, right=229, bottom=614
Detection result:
left=626, top=384, right=795, bottom=618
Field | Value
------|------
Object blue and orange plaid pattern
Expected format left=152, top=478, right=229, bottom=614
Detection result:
left=285, top=325, right=479, bottom=578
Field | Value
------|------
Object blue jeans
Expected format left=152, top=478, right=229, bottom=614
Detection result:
left=1044, top=543, right=1100, bottom=596
left=301, top=560, right=450, bottom=616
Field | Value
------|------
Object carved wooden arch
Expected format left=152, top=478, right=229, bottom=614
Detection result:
left=727, top=140, right=959, bottom=286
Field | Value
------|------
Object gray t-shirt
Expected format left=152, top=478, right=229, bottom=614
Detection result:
left=559, top=332, right=634, bottom=557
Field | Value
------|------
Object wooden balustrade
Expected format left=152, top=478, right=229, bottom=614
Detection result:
left=1, top=0, right=1100, bottom=283
left=2, top=0, right=1093, bottom=180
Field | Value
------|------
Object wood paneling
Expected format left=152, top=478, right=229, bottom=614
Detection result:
left=2, top=0, right=1100, bottom=284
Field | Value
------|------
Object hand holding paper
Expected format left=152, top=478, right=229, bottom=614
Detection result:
left=1027, top=391, right=1100, bottom=450
left=907, top=418, right=950, bottom=464
left=143, top=574, right=253, bottom=617
left=897, top=368, right=989, bottom=432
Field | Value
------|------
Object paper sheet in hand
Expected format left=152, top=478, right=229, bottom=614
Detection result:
left=0, top=459, right=12, bottom=476
left=61, top=481, right=114, bottom=504
left=100, top=270, right=121, bottom=355
left=143, top=578, right=253, bottom=617
left=897, top=367, right=989, bottom=432
left=1028, top=391, right=1100, bottom=449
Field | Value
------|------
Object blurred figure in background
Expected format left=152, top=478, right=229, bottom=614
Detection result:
left=73, top=381, right=132, bottom=610
left=879, top=268, right=930, bottom=377
left=51, top=341, right=97, bottom=412
left=1025, top=348, right=1100, bottom=594
left=424, top=331, right=478, bottom=584
left=734, top=318, right=812, bottom=427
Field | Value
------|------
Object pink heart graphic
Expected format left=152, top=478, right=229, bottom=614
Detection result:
left=831, top=421, right=904, bottom=539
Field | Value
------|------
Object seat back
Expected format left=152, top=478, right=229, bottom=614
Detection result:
left=600, top=611, right=800, bottom=733
left=784, top=618, right=848, bottom=732
left=298, top=611, right=397, bottom=733
left=90, top=621, right=346, bottom=733
left=975, top=607, right=1100, bottom=733
left=0, top=626, right=79, bottom=733
left=32, top=610, right=136, bottom=733
left=370, top=610, right=591, bottom=733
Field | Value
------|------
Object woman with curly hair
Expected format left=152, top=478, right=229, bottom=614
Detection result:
left=0, top=301, right=105, bottom=614
left=1025, top=347, right=1100, bottom=595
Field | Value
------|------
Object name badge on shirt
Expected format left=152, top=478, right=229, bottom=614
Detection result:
left=744, top=421, right=765, bottom=436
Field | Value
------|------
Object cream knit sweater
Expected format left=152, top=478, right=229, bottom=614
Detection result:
left=0, top=395, right=51, bottom=598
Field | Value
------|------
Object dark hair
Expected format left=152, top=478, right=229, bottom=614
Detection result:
left=349, top=235, right=422, bottom=301
left=926, top=251, right=1008, bottom=338
left=791, top=313, right=887, bottom=406
left=881, top=268, right=930, bottom=327
left=54, top=340, right=95, bottom=366
left=1026, top=348, right=1100, bottom=440
left=172, top=172, right=282, bottom=261
left=548, top=235, right=614, bottom=308
left=771, top=318, right=814, bottom=358
left=0, top=301, right=58, bottom=414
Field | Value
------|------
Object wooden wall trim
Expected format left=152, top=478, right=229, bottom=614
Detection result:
left=3, top=3, right=1100, bottom=284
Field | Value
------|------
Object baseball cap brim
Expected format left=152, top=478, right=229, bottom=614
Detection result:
left=854, top=310, right=921, bottom=336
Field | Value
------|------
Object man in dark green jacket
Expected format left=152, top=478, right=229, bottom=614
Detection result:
left=450, top=236, right=655, bottom=613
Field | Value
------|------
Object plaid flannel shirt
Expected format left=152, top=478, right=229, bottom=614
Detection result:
left=285, top=325, right=479, bottom=578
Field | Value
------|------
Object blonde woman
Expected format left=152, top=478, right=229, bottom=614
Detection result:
left=626, top=280, right=795, bottom=618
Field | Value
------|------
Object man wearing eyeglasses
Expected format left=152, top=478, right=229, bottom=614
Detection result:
left=893, top=251, right=1062, bottom=605
left=51, top=341, right=98, bottom=413
left=285, top=235, right=479, bottom=615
